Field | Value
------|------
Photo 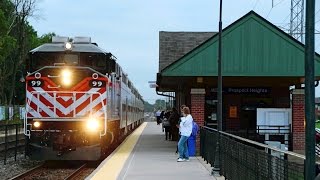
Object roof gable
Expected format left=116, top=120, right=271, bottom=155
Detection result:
left=161, top=11, right=320, bottom=77
left=158, top=31, right=215, bottom=71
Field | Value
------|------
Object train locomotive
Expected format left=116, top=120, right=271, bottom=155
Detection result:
left=24, top=36, right=144, bottom=160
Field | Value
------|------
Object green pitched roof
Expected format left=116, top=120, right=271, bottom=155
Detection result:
left=161, top=11, right=320, bottom=77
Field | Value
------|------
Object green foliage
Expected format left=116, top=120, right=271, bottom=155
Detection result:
left=0, top=0, right=56, bottom=105
left=0, top=119, right=23, bottom=125
left=143, top=99, right=169, bottom=112
left=38, top=32, right=56, bottom=44
left=144, top=101, right=154, bottom=112
left=154, top=99, right=166, bottom=111
left=316, top=121, right=320, bottom=129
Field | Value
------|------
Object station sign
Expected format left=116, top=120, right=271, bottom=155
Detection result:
left=210, top=87, right=271, bottom=94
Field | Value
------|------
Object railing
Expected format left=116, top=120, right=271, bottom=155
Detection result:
left=200, top=126, right=307, bottom=180
left=226, top=125, right=291, bottom=150
left=0, top=124, right=25, bottom=165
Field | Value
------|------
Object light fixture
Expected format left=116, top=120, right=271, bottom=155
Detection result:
left=61, top=69, right=72, bottom=86
left=33, top=121, right=41, bottom=128
left=64, top=42, right=72, bottom=50
left=86, top=118, right=100, bottom=132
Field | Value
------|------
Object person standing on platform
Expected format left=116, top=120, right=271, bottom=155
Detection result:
left=177, top=107, right=193, bottom=162
left=155, top=110, right=161, bottom=125
left=168, top=107, right=179, bottom=141
left=175, top=105, right=186, bottom=154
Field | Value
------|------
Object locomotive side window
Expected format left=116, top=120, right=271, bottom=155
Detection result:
left=31, top=53, right=79, bottom=69
left=80, top=53, right=106, bottom=69
left=31, top=53, right=56, bottom=70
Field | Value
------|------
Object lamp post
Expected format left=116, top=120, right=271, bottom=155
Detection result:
left=212, top=0, right=223, bottom=176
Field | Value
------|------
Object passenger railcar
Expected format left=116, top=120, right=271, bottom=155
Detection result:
left=24, top=36, right=144, bottom=160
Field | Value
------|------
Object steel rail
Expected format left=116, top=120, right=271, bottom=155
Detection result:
left=9, top=163, right=45, bottom=180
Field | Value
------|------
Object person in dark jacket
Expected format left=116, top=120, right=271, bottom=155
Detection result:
left=168, top=107, right=180, bottom=141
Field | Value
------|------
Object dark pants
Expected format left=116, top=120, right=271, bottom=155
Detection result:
left=176, top=134, right=181, bottom=153
left=164, top=126, right=171, bottom=140
left=156, top=117, right=161, bottom=125
left=171, top=126, right=179, bottom=141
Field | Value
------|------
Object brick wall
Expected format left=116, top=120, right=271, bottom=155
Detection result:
left=190, top=89, right=205, bottom=155
left=292, top=89, right=305, bottom=152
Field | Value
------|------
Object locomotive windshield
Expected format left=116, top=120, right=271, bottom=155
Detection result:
left=30, top=52, right=106, bottom=70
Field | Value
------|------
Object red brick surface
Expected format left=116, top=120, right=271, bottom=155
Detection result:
left=190, top=93, right=205, bottom=154
left=292, top=93, right=305, bottom=151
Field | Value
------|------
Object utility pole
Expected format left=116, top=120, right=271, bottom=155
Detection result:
left=304, top=0, right=315, bottom=179
left=212, top=0, right=223, bottom=175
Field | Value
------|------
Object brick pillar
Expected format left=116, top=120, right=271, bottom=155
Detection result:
left=190, top=88, right=205, bottom=155
left=292, top=89, right=305, bottom=153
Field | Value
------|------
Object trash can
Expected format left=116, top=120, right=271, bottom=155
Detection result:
left=188, top=136, right=196, bottom=156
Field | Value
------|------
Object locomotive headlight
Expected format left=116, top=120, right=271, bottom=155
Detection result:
left=61, top=69, right=72, bottom=86
left=33, top=121, right=41, bottom=128
left=86, top=118, right=99, bottom=132
left=65, top=42, right=72, bottom=50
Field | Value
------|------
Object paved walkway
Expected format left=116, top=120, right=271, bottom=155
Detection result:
left=88, top=121, right=222, bottom=180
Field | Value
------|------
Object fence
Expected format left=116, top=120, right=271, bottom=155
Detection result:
left=0, top=124, right=25, bottom=164
left=226, top=125, right=291, bottom=150
left=200, top=126, right=306, bottom=180
left=0, top=106, right=25, bottom=120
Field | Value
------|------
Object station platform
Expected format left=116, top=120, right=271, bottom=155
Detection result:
left=87, top=122, right=218, bottom=180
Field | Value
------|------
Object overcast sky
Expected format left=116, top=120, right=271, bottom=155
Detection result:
left=29, top=0, right=320, bottom=104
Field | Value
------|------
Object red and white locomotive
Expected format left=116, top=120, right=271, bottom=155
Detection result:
left=24, top=36, right=144, bottom=160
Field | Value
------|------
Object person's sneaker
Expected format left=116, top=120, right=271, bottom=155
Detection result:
left=184, top=159, right=190, bottom=162
left=177, top=158, right=185, bottom=162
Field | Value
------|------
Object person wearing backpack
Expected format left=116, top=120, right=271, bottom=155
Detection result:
left=188, top=121, right=199, bottom=156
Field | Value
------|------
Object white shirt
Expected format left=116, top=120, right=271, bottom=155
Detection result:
left=179, top=114, right=193, bottom=137
left=155, top=111, right=161, bottom=117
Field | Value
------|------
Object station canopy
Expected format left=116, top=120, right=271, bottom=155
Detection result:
left=158, top=11, right=320, bottom=80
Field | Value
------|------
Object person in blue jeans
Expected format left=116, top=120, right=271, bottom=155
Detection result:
left=177, top=106, right=193, bottom=162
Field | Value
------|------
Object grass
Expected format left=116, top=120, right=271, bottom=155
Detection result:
left=317, top=121, right=320, bottom=129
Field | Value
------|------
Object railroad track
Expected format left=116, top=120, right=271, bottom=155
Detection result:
left=9, top=161, right=96, bottom=180
left=64, top=163, right=96, bottom=180
left=9, top=163, right=45, bottom=180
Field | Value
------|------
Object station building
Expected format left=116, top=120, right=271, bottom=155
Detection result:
left=156, top=11, right=320, bottom=153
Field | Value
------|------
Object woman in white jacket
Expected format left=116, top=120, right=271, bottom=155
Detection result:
left=177, top=107, right=193, bottom=162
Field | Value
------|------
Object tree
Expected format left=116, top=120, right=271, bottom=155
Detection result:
left=154, top=99, right=166, bottom=111
left=0, top=0, right=39, bottom=106
left=6, top=0, right=37, bottom=106
left=144, top=101, right=154, bottom=112
left=0, top=4, right=16, bottom=104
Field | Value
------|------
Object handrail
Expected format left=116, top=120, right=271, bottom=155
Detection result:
left=26, top=66, right=107, bottom=77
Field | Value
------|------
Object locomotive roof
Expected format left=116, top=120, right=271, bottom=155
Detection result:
left=30, top=43, right=107, bottom=54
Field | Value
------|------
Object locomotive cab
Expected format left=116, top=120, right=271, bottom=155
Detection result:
left=24, top=37, right=116, bottom=160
